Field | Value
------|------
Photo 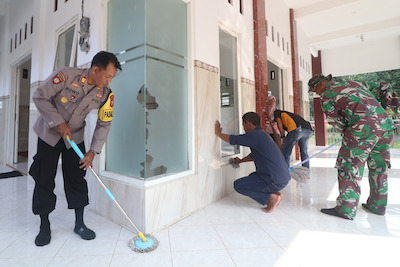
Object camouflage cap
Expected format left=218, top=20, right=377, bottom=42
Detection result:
left=308, top=74, right=332, bottom=92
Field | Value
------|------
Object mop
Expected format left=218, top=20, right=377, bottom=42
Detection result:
left=229, top=139, right=342, bottom=185
left=289, top=139, right=342, bottom=184
left=66, top=136, right=159, bottom=253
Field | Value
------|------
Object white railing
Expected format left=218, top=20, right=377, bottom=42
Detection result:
left=310, top=119, right=400, bottom=148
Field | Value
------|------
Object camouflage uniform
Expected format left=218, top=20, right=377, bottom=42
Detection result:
left=320, top=80, right=396, bottom=218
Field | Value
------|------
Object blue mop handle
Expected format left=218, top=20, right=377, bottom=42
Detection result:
left=65, top=135, right=142, bottom=235
left=66, top=135, right=85, bottom=159
left=65, top=135, right=115, bottom=201
left=289, top=139, right=342, bottom=171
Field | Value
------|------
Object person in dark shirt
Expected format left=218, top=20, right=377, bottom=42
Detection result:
left=215, top=112, right=291, bottom=213
left=274, top=110, right=313, bottom=168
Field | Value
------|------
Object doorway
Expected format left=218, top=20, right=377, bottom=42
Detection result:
left=11, top=58, right=31, bottom=173
left=267, top=61, right=283, bottom=109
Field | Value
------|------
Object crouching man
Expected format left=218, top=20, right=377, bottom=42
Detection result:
left=215, top=112, right=291, bottom=213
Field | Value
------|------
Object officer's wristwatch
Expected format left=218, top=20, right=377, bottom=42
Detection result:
left=90, top=150, right=99, bottom=155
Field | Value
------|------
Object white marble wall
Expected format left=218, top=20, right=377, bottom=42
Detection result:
left=84, top=60, right=256, bottom=233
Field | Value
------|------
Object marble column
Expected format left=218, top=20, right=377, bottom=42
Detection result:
left=311, top=50, right=328, bottom=146
left=289, top=8, right=301, bottom=159
left=253, top=0, right=268, bottom=129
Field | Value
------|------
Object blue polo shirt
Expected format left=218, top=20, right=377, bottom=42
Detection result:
left=229, top=126, right=291, bottom=184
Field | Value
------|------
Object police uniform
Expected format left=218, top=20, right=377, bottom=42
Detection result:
left=29, top=67, right=114, bottom=215
left=320, top=80, right=396, bottom=218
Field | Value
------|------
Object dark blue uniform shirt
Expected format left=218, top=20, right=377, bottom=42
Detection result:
left=229, top=126, right=291, bottom=184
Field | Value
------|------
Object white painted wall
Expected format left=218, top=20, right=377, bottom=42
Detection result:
left=297, top=24, right=313, bottom=102
left=193, top=0, right=254, bottom=81
left=265, top=0, right=291, bottom=69
left=322, top=36, right=400, bottom=76
left=0, top=0, right=106, bottom=97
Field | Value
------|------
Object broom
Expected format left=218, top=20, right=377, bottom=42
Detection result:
left=66, top=135, right=159, bottom=253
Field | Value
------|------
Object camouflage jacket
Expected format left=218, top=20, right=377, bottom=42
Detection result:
left=320, top=80, right=396, bottom=141
left=361, top=81, right=400, bottom=110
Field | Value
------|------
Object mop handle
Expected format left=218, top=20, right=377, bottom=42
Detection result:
left=65, top=135, right=142, bottom=234
left=289, top=139, right=342, bottom=171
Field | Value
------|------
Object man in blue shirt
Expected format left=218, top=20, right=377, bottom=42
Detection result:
left=215, top=112, right=291, bottom=213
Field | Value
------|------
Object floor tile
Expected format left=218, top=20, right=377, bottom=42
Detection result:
left=172, top=250, right=235, bottom=267
left=2, top=145, right=400, bottom=266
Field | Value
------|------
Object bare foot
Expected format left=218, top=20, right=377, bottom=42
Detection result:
left=275, top=192, right=283, bottom=207
left=261, top=193, right=283, bottom=213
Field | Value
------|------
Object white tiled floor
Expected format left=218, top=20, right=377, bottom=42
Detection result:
left=1, top=147, right=400, bottom=267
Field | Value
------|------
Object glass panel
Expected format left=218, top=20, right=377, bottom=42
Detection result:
left=145, top=0, right=188, bottom=177
left=145, top=58, right=188, bottom=177
left=106, top=0, right=146, bottom=179
left=107, top=0, right=145, bottom=54
left=219, top=30, right=239, bottom=157
left=105, top=59, right=146, bottom=178
left=54, top=25, right=75, bottom=70
left=106, top=0, right=188, bottom=179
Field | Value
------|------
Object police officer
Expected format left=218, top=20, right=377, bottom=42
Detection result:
left=309, top=73, right=397, bottom=220
left=29, top=51, right=121, bottom=246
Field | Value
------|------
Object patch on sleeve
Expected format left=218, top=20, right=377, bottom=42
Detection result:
left=53, top=72, right=64, bottom=84
left=98, top=92, right=114, bottom=122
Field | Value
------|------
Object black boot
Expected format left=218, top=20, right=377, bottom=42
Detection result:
left=74, top=207, right=96, bottom=240
left=35, top=214, right=51, bottom=246
left=321, top=208, right=353, bottom=220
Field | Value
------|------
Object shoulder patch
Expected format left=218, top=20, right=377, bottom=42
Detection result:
left=53, top=72, right=65, bottom=84
left=80, top=77, right=87, bottom=84
left=98, top=92, right=114, bottom=122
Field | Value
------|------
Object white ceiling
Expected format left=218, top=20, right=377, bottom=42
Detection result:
left=283, top=0, right=400, bottom=52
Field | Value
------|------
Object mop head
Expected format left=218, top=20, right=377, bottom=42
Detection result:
left=289, top=166, right=310, bottom=185
left=229, top=158, right=240, bottom=168
left=129, top=234, right=159, bottom=253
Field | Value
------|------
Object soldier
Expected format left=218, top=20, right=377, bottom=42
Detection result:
left=308, top=73, right=397, bottom=220
left=29, top=51, right=122, bottom=246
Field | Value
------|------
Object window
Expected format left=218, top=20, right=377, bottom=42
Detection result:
left=31, top=17, right=33, bottom=34
left=54, top=0, right=58, bottom=12
left=219, top=29, right=240, bottom=157
left=272, top=26, right=275, bottom=42
left=277, top=32, right=280, bottom=47
left=239, top=0, right=243, bottom=14
left=25, top=23, right=27, bottom=40
left=54, top=24, right=77, bottom=70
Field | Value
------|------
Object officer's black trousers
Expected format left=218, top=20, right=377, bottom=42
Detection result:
left=30, top=138, right=89, bottom=215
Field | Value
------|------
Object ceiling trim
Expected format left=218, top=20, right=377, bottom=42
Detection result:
left=309, top=16, right=400, bottom=44
left=294, top=0, right=360, bottom=19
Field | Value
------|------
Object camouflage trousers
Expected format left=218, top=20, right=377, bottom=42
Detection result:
left=334, top=130, right=394, bottom=218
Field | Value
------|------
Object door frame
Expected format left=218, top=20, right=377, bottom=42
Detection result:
left=7, top=53, right=32, bottom=165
